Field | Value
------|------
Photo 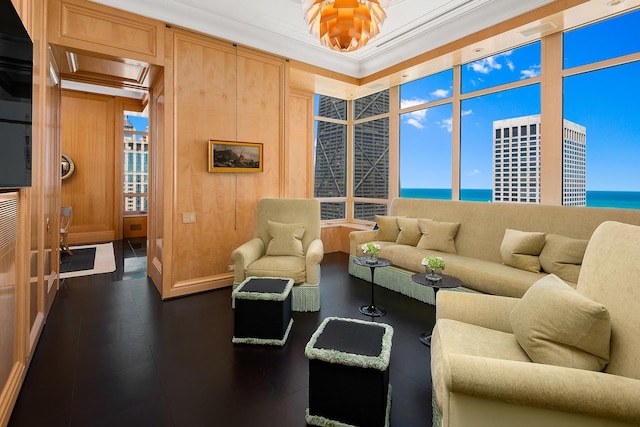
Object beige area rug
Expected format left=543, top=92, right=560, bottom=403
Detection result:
left=60, top=243, right=116, bottom=279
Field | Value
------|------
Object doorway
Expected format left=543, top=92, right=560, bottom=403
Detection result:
left=123, top=109, right=149, bottom=280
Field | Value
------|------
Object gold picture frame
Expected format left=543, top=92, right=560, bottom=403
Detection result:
left=208, top=140, right=263, bottom=173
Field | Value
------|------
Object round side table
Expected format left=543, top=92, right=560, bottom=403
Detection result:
left=353, top=257, right=392, bottom=317
left=411, top=273, right=462, bottom=346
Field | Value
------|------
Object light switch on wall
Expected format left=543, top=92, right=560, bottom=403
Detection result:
left=182, top=212, right=196, bottom=223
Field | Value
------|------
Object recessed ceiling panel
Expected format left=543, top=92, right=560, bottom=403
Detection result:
left=89, top=0, right=557, bottom=77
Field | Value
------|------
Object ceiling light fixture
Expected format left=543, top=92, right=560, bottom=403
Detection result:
left=303, top=0, right=389, bottom=52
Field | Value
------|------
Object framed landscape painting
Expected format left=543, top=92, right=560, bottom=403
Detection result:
left=208, top=140, right=263, bottom=173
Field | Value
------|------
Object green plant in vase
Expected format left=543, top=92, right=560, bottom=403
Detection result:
left=422, top=256, right=445, bottom=282
left=361, top=242, right=381, bottom=264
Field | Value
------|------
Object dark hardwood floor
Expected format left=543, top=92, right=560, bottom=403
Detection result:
left=9, top=242, right=436, bottom=426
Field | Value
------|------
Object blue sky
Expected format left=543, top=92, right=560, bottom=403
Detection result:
left=125, top=114, right=149, bottom=143
left=126, top=115, right=148, bottom=133
left=399, top=8, right=640, bottom=192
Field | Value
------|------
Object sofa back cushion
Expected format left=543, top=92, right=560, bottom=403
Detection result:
left=396, top=217, right=422, bottom=246
left=388, top=197, right=640, bottom=264
left=510, top=274, right=611, bottom=371
left=578, top=221, right=640, bottom=379
left=266, top=221, right=305, bottom=257
left=256, top=198, right=320, bottom=252
left=416, top=219, right=460, bottom=254
left=539, top=234, right=588, bottom=284
left=499, top=229, right=546, bottom=273
left=375, top=215, right=402, bottom=242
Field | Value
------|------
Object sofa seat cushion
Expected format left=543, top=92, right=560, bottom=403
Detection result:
left=377, top=243, right=545, bottom=298
left=444, top=256, right=545, bottom=298
left=431, top=319, right=531, bottom=417
left=246, top=256, right=306, bottom=284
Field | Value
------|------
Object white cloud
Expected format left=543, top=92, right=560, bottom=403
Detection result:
left=438, top=118, right=452, bottom=133
left=400, top=98, right=428, bottom=109
left=468, top=169, right=481, bottom=176
left=461, top=109, right=473, bottom=116
left=521, top=64, right=541, bottom=79
left=468, top=51, right=514, bottom=75
left=470, top=59, right=498, bottom=74
left=406, top=118, right=425, bottom=129
left=401, top=98, right=429, bottom=129
left=430, top=88, right=450, bottom=99
left=506, top=58, right=515, bottom=71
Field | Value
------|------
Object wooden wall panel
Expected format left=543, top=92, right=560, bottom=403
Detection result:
left=148, top=70, right=166, bottom=297
left=285, top=88, right=313, bottom=198
left=168, top=30, right=286, bottom=294
left=61, top=90, right=116, bottom=244
left=0, top=194, right=19, bottom=427
left=321, top=224, right=371, bottom=254
left=234, top=50, right=283, bottom=232
left=48, top=0, right=164, bottom=65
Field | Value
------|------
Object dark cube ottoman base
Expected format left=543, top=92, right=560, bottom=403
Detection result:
left=232, top=277, right=293, bottom=346
left=305, top=317, right=394, bottom=427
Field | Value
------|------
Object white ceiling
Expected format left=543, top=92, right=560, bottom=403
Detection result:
left=90, top=0, right=556, bottom=78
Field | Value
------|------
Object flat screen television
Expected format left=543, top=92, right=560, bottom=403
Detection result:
left=0, top=0, right=33, bottom=188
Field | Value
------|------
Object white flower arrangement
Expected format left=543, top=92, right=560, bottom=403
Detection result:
left=361, top=242, right=381, bottom=257
left=422, top=256, right=445, bottom=271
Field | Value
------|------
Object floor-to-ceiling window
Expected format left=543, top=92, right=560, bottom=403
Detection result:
left=353, top=90, right=390, bottom=221
left=563, top=8, right=640, bottom=209
left=312, top=6, right=640, bottom=222
left=314, top=90, right=391, bottom=221
left=399, top=70, right=453, bottom=200
left=313, top=95, right=348, bottom=220
left=460, top=42, right=541, bottom=203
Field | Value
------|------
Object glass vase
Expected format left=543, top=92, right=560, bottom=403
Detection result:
left=426, top=267, right=442, bottom=282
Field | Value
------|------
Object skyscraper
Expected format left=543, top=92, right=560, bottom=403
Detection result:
left=492, top=115, right=586, bottom=206
left=314, top=95, right=347, bottom=220
left=561, top=120, right=587, bottom=206
left=123, top=116, right=149, bottom=213
left=314, top=91, right=390, bottom=221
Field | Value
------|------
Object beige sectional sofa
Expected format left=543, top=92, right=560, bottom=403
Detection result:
left=430, top=221, right=640, bottom=427
left=349, top=198, right=640, bottom=304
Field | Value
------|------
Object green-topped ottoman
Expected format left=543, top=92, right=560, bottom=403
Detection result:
left=232, top=277, right=294, bottom=346
left=305, top=317, right=394, bottom=427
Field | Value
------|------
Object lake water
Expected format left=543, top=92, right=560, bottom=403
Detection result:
left=399, top=188, right=640, bottom=210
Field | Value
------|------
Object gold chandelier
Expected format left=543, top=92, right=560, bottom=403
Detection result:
left=303, top=0, right=389, bottom=52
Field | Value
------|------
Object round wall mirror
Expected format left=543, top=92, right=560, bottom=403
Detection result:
left=61, top=153, right=75, bottom=181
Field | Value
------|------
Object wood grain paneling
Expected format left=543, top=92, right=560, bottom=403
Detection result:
left=48, top=0, right=164, bottom=65
left=123, top=215, right=147, bottom=238
left=61, top=90, right=116, bottom=244
left=321, top=224, right=371, bottom=254
left=0, top=194, right=18, bottom=402
left=148, top=69, right=166, bottom=297
left=285, top=88, right=313, bottom=198
left=168, top=30, right=286, bottom=294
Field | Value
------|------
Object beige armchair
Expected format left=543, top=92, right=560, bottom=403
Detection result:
left=431, top=221, right=640, bottom=427
left=231, top=198, right=323, bottom=312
